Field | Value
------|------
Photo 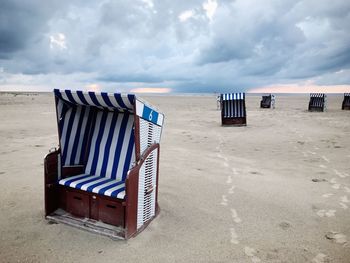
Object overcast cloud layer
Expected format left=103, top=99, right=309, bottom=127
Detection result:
left=0, top=0, right=350, bottom=93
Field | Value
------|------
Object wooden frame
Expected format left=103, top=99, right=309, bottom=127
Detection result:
left=342, top=94, right=350, bottom=110
left=44, top=144, right=160, bottom=239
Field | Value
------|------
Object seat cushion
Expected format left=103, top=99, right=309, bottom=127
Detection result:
left=59, top=174, right=126, bottom=199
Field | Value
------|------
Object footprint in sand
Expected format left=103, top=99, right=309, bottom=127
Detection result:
left=221, top=195, right=228, bottom=206
left=312, top=253, right=329, bottom=263
left=226, top=176, right=232, bottom=184
left=321, top=156, right=330, bottom=163
left=314, top=146, right=320, bottom=150
left=308, top=151, right=316, bottom=155
left=232, top=168, right=238, bottom=175
left=332, top=184, right=341, bottom=190
left=322, top=193, right=334, bottom=198
left=316, top=209, right=336, bottom=217
left=230, top=227, right=239, bottom=244
left=340, top=195, right=349, bottom=203
left=244, top=246, right=261, bottom=263
left=344, top=186, right=350, bottom=193
left=339, top=203, right=348, bottom=210
left=334, top=169, right=346, bottom=178
left=325, top=232, right=347, bottom=245
left=228, top=185, right=236, bottom=194
left=230, top=208, right=242, bottom=223
left=319, top=164, right=327, bottom=169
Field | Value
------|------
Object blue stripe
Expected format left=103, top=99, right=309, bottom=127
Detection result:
left=63, top=174, right=90, bottom=186
left=74, top=176, right=103, bottom=189
left=110, top=186, right=125, bottom=198
left=89, top=111, right=108, bottom=175
left=110, top=114, right=129, bottom=180
left=100, top=112, right=118, bottom=177
left=69, top=106, right=86, bottom=164
left=77, top=91, right=89, bottom=105
left=86, top=178, right=112, bottom=192
left=62, top=107, right=77, bottom=165
left=89, top=92, right=102, bottom=107
left=122, top=128, right=135, bottom=181
left=114, top=94, right=128, bottom=109
left=101, top=92, right=114, bottom=107
left=54, top=89, right=62, bottom=99
left=98, top=181, right=124, bottom=195
left=127, top=94, right=135, bottom=106
left=80, top=108, right=95, bottom=164
left=65, top=90, right=78, bottom=104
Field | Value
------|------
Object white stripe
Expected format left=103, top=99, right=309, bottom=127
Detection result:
left=104, top=183, right=125, bottom=197
left=83, top=93, right=96, bottom=107
left=91, top=180, right=117, bottom=194
left=74, top=107, right=90, bottom=164
left=80, top=177, right=108, bottom=191
left=95, top=112, right=113, bottom=176
left=116, top=190, right=125, bottom=199
left=121, top=96, right=133, bottom=109
left=106, top=94, right=123, bottom=109
left=71, top=92, right=85, bottom=105
left=105, top=114, right=123, bottom=179
left=95, top=94, right=110, bottom=108
left=70, top=175, right=99, bottom=188
left=59, top=91, right=70, bottom=102
left=85, top=111, right=103, bottom=174
left=65, top=106, right=81, bottom=165
left=116, top=115, right=134, bottom=181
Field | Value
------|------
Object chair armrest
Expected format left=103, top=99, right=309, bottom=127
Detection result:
left=44, top=148, right=61, bottom=185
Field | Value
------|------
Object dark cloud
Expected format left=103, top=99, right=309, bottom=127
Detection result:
left=0, top=0, right=350, bottom=92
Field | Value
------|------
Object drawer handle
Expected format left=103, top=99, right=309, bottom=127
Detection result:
left=146, top=185, right=155, bottom=194
left=107, top=204, right=116, bottom=209
left=73, top=196, right=82, bottom=201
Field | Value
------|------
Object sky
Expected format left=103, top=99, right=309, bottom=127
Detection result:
left=0, top=0, right=350, bottom=93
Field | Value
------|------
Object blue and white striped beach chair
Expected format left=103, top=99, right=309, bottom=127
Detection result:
left=220, top=93, right=247, bottom=126
left=44, top=89, right=164, bottom=239
left=342, top=93, right=350, bottom=110
left=308, top=93, right=326, bottom=112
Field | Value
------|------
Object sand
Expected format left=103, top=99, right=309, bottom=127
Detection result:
left=0, top=93, right=349, bottom=262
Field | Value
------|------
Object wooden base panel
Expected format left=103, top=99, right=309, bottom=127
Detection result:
left=308, top=107, right=324, bottom=112
left=221, top=117, right=247, bottom=126
left=46, top=209, right=125, bottom=240
left=342, top=105, right=350, bottom=110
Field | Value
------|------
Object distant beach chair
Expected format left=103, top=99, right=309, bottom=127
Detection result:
left=44, top=89, right=164, bottom=239
left=308, top=93, right=326, bottom=112
left=342, top=93, right=350, bottom=110
left=260, top=94, right=275, bottom=109
left=220, top=93, right=247, bottom=126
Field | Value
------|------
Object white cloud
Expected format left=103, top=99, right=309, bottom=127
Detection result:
left=49, top=33, right=67, bottom=50
left=203, top=0, right=217, bottom=21
left=178, top=10, right=194, bottom=22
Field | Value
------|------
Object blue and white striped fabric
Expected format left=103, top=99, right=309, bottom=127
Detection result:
left=54, top=89, right=135, bottom=112
left=221, top=93, right=246, bottom=117
left=221, top=93, right=245, bottom=101
left=309, top=93, right=325, bottom=108
left=58, top=111, right=135, bottom=199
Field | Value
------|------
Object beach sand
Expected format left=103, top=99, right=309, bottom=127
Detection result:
left=0, top=93, right=349, bottom=262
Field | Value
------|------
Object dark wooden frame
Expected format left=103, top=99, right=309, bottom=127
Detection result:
left=44, top=143, right=160, bottom=239
left=220, top=100, right=247, bottom=126
left=342, top=95, right=350, bottom=110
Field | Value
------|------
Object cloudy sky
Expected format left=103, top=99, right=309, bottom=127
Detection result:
left=1, top=0, right=350, bottom=93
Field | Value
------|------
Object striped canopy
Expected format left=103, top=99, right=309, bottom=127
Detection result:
left=54, top=89, right=135, bottom=112
left=310, top=93, right=326, bottom=98
left=221, top=93, right=245, bottom=101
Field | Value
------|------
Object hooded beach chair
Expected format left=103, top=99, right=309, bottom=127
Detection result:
left=342, top=93, right=350, bottom=110
left=260, top=94, right=274, bottom=108
left=220, top=93, right=247, bottom=126
left=44, top=89, right=164, bottom=239
left=308, top=93, right=326, bottom=112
